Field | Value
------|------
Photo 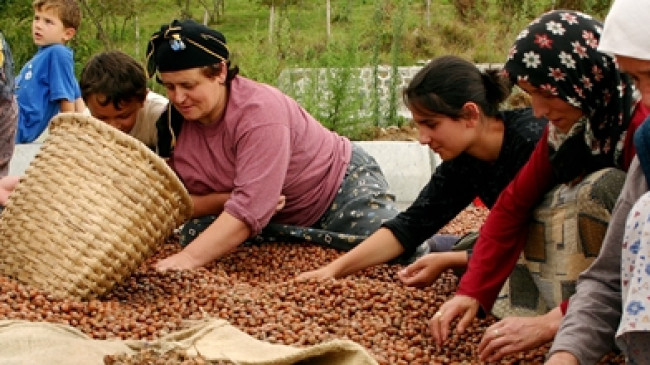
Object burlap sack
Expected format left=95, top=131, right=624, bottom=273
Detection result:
left=493, top=168, right=626, bottom=318
left=0, top=319, right=378, bottom=365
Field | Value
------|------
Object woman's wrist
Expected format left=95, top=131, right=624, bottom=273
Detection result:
left=546, top=351, right=579, bottom=365
left=444, top=250, right=470, bottom=268
left=542, top=307, right=563, bottom=339
left=327, top=257, right=353, bottom=279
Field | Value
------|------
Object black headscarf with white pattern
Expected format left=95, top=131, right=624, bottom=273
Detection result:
left=502, top=10, right=633, bottom=183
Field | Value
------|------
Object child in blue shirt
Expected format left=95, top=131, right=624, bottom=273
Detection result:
left=15, top=0, right=83, bottom=143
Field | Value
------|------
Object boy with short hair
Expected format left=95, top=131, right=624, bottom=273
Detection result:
left=80, top=50, right=170, bottom=152
left=0, top=30, right=17, bottom=176
left=15, top=0, right=83, bottom=143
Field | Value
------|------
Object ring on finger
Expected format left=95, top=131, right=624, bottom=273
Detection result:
left=494, top=329, right=501, bottom=336
left=434, top=311, right=443, bottom=318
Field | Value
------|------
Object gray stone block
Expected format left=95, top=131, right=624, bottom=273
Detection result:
left=9, top=143, right=42, bottom=176
left=354, top=141, right=438, bottom=204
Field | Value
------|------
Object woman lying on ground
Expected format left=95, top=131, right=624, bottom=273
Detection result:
left=298, top=55, right=546, bottom=283
left=145, top=19, right=400, bottom=271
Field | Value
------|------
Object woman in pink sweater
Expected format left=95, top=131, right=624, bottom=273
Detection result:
left=145, top=19, right=399, bottom=271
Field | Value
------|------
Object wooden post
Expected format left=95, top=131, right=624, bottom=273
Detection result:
left=326, top=0, right=331, bottom=41
left=269, top=2, right=275, bottom=43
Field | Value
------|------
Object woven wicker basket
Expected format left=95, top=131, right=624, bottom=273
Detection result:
left=0, top=113, right=193, bottom=300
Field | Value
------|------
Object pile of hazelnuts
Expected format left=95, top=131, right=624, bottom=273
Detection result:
left=0, top=207, right=624, bottom=364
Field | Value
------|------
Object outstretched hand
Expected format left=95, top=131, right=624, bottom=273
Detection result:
left=295, top=266, right=336, bottom=282
left=155, top=251, right=201, bottom=271
left=398, top=253, right=449, bottom=287
left=429, top=295, right=480, bottom=346
left=478, top=307, right=561, bottom=362
left=398, top=251, right=467, bottom=288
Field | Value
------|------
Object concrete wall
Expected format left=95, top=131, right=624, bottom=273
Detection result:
left=278, top=63, right=505, bottom=122
left=354, top=141, right=438, bottom=205
left=10, top=142, right=441, bottom=206
left=9, top=143, right=42, bottom=177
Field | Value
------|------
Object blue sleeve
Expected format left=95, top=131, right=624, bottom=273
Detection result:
left=47, top=45, right=80, bottom=102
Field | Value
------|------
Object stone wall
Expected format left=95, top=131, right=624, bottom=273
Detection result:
left=277, top=63, right=505, bottom=123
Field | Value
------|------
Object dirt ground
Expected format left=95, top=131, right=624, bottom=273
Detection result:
left=370, top=123, right=420, bottom=141
left=371, top=91, right=533, bottom=142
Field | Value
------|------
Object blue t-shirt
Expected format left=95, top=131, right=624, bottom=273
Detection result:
left=15, top=44, right=80, bottom=143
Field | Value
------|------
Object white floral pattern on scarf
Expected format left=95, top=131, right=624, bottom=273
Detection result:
left=502, top=10, right=633, bottom=182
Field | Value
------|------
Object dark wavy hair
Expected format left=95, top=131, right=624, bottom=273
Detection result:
left=404, top=55, right=511, bottom=119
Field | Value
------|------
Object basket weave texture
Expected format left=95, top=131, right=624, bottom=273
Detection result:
left=0, top=113, right=193, bottom=300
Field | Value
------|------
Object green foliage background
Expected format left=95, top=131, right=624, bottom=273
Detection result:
left=0, top=0, right=612, bottom=139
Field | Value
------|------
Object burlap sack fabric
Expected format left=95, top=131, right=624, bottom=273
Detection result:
left=0, top=319, right=378, bottom=365
left=493, top=168, right=626, bottom=318
left=0, top=113, right=193, bottom=300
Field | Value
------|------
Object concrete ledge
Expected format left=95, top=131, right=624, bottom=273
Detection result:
left=10, top=141, right=440, bottom=205
left=9, top=143, right=42, bottom=177
left=354, top=141, right=439, bottom=204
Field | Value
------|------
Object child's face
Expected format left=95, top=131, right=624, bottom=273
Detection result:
left=86, top=94, right=144, bottom=134
left=32, top=7, right=75, bottom=46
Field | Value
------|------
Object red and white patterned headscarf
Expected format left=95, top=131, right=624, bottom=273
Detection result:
left=502, top=10, right=633, bottom=183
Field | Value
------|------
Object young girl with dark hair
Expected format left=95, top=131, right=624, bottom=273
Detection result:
left=297, top=55, right=546, bottom=283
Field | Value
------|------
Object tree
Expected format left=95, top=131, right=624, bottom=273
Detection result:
left=326, top=0, right=331, bottom=41
left=198, top=0, right=226, bottom=25
left=425, top=0, right=431, bottom=27
left=78, top=0, right=154, bottom=48
left=77, top=0, right=112, bottom=49
left=253, top=0, right=297, bottom=44
left=180, top=0, right=191, bottom=18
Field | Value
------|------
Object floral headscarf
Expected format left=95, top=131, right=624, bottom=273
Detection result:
left=502, top=10, right=633, bottom=183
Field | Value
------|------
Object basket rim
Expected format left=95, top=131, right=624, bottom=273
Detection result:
left=49, top=112, right=193, bottom=217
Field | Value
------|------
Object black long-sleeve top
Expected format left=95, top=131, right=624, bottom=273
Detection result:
left=383, top=108, right=547, bottom=257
